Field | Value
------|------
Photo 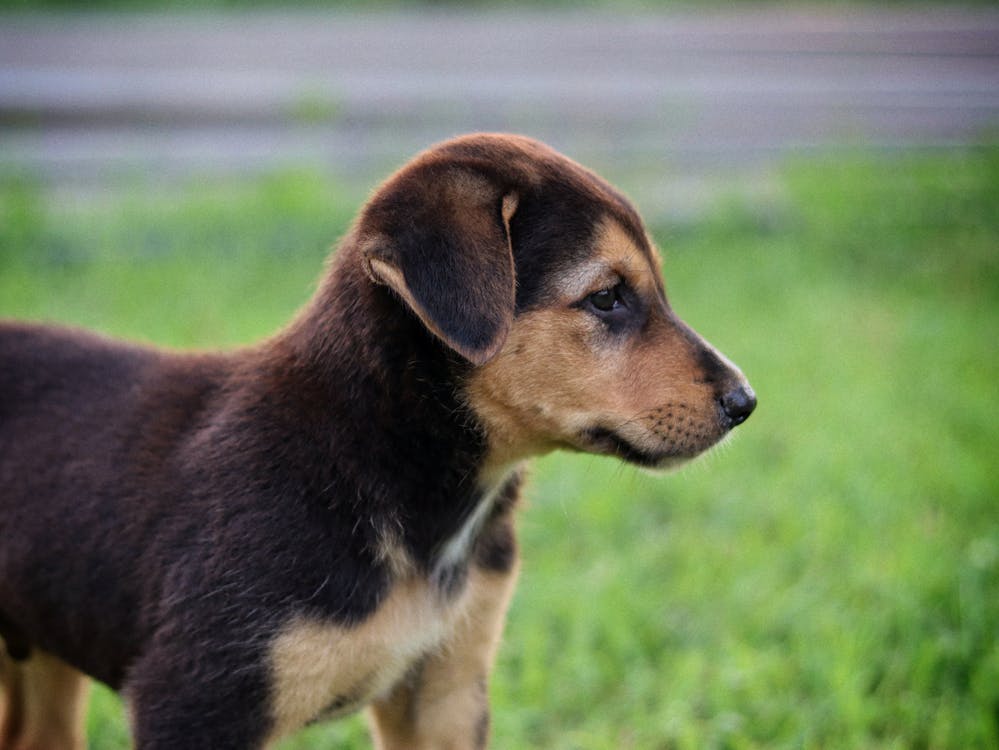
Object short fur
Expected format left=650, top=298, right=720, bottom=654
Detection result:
left=0, top=134, right=755, bottom=749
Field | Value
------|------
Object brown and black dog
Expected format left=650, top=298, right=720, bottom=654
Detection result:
left=0, top=134, right=755, bottom=749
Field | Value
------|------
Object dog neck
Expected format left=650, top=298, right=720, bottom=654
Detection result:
left=268, top=246, right=512, bottom=580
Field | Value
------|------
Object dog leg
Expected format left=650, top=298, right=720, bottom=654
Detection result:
left=367, top=563, right=518, bottom=750
left=0, top=648, right=89, bottom=750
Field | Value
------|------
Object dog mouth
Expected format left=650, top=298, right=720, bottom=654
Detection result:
left=581, top=416, right=732, bottom=469
left=581, top=427, right=681, bottom=468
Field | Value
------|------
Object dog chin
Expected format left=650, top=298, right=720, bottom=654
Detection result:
left=581, top=427, right=682, bottom=470
left=580, top=426, right=726, bottom=473
left=639, top=454, right=694, bottom=475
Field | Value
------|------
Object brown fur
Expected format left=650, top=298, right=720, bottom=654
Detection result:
left=367, top=561, right=518, bottom=750
left=0, top=134, right=754, bottom=749
left=467, top=216, right=740, bottom=470
left=0, top=650, right=89, bottom=750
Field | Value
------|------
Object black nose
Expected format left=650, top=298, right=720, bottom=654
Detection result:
left=720, top=384, right=757, bottom=427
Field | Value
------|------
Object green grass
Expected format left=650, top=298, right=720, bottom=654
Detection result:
left=1, top=147, right=997, bottom=749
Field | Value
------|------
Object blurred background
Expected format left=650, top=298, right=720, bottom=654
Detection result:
left=1, top=2, right=997, bottom=749
left=3, top=3, right=999, bottom=222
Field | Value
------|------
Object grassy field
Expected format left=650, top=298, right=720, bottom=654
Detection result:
left=1, top=147, right=997, bottom=749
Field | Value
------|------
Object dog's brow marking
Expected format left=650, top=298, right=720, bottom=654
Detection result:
left=550, top=220, right=658, bottom=304
left=556, top=260, right=621, bottom=300
left=593, top=219, right=660, bottom=288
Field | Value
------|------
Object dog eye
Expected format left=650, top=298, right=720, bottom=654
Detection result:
left=588, top=285, right=622, bottom=312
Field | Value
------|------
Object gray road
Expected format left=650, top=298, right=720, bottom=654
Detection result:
left=1, top=6, right=998, bottom=217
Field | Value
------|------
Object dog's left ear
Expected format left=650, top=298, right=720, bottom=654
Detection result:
left=359, top=168, right=518, bottom=366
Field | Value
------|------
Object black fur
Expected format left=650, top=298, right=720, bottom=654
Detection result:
left=0, top=134, right=754, bottom=749
left=0, top=253, right=495, bottom=745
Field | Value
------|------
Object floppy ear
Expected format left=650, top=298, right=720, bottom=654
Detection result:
left=359, top=167, right=518, bottom=366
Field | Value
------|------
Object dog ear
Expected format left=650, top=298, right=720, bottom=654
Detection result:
left=360, top=168, right=518, bottom=366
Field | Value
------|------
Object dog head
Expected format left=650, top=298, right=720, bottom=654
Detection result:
left=356, top=134, right=755, bottom=471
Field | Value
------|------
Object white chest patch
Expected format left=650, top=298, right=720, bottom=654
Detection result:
left=432, top=467, right=518, bottom=582
left=434, top=492, right=495, bottom=576
left=266, top=466, right=521, bottom=742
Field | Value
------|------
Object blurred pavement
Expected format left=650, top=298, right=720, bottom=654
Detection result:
left=1, top=6, right=998, bottom=219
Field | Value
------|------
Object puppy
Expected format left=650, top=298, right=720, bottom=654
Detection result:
left=0, top=134, right=755, bottom=749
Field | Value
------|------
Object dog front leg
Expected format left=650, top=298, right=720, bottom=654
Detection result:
left=367, top=562, right=518, bottom=750
left=0, top=649, right=89, bottom=750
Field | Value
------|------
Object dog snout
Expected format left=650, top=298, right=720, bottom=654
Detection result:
left=719, top=383, right=757, bottom=427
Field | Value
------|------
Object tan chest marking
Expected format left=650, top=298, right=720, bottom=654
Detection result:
left=265, top=578, right=468, bottom=743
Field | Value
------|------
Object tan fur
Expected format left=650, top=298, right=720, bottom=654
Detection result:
left=375, top=529, right=418, bottom=581
left=0, top=649, right=89, bottom=750
left=267, top=571, right=492, bottom=744
left=466, top=217, right=736, bottom=469
left=368, top=558, right=519, bottom=750
left=591, top=220, right=663, bottom=297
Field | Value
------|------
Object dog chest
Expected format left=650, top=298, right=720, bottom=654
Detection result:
left=266, top=577, right=465, bottom=741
